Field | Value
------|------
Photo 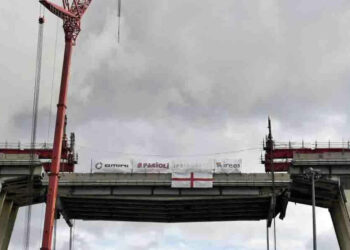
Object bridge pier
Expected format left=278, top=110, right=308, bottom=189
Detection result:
left=330, top=190, right=350, bottom=250
left=0, top=191, right=18, bottom=250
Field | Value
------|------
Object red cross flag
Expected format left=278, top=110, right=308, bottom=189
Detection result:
left=171, top=172, right=214, bottom=188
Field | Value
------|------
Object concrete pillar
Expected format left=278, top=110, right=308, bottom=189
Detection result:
left=0, top=192, right=6, bottom=213
left=0, top=199, right=13, bottom=249
left=0, top=205, right=18, bottom=250
left=329, top=190, right=350, bottom=250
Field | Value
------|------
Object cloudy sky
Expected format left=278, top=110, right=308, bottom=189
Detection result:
left=1, top=0, right=350, bottom=249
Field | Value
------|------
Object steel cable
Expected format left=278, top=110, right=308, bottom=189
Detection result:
left=117, top=0, right=121, bottom=43
left=47, top=17, right=60, bottom=141
left=77, top=144, right=261, bottom=158
left=24, top=16, right=45, bottom=250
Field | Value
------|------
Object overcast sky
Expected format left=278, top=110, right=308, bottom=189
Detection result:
left=1, top=0, right=350, bottom=249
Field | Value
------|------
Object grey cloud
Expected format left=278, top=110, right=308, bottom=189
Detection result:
left=58, top=0, right=350, bottom=131
left=10, top=0, right=350, bottom=133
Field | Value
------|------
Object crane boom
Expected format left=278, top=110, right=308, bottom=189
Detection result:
left=39, top=1, right=92, bottom=249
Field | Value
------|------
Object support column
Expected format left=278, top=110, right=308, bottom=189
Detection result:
left=329, top=189, right=350, bottom=250
left=0, top=199, right=13, bottom=248
left=1, top=205, right=18, bottom=250
left=0, top=192, right=6, bottom=213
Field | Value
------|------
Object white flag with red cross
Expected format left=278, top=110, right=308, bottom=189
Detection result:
left=171, top=172, right=214, bottom=188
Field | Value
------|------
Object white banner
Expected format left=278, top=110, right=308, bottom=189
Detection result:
left=171, top=172, right=213, bottom=188
left=171, top=159, right=214, bottom=173
left=93, top=159, right=133, bottom=173
left=214, top=159, right=242, bottom=173
left=133, top=159, right=171, bottom=173
left=91, top=158, right=242, bottom=174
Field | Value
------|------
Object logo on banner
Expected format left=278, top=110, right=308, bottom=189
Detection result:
left=171, top=159, right=212, bottom=173
left=95, top=162, right=103, bottom=170
left=215, top=162, right=240, bottom=169
left=93, top=161, right=132, bottom=172
left=214, top=159, right=241, bottom=173
left=136, top=162, right=170, bottom=169
left=104, top=163, right=129, bottom=168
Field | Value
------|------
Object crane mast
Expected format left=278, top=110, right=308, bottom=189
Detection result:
left=39, top=1, right=92, bottom=249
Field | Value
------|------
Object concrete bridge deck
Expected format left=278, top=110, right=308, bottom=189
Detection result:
left=45, top=173, right=291, bottom=223
left=0, top=165, right=341, bottom=224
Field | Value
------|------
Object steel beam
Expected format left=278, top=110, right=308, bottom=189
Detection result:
left=0, top=164, right=44, bottom=177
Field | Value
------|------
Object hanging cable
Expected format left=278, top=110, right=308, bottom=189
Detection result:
left=117, top=0, right=121, bottom=43
left=69, top=226, right=72, bottom=250
left=39, top=203, right=45, bottom=249
left=271, top=146, right=277, bottom=250
left=47, top=17, right=60, bottom=141
left=24, top=15, right=45, bottom=250
left=39, top=3, right=42, bottom=17
left=77, top=144, right=261, bottom=158
left=69, top=220, right=75, bottom=250
left=273, top=217, right=277, bottom=250
left=73, top=220, right=76, bottom=250
left=271, top=149, right=277, bottom=249
left=267, top=117, right=277, bottom=250
left=266, top=220, right=270, bottom=250
left=53, top=218, right=57, bottom=250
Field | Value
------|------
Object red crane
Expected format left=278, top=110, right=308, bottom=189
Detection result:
left=39, top=1, right=92, bottom=249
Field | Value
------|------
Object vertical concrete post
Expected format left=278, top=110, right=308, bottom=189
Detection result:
left=0, top=191, right=7, bottom=248
left=1, top=206, right=18, bottom=250
left=0, top=192, right=5, bottom=213
left=0, top=200, right=13, bottom=249
left=329, top=190, right=350, bottom=250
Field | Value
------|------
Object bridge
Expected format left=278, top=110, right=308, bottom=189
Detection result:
left=1, top=152, right=350, bottom=249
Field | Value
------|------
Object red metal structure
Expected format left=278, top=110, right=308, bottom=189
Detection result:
left=262, top=118, right=350, bottom=172
left=39, top=1, right=92, bottom=249
left=0, top=118, right=77, bottom=172
left=0, top=133, right=76, bottom=172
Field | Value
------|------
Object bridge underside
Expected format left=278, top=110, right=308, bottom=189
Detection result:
left=52, top=173, right=290, bottom=223
left=61, top=195, right=286, bottom=223
left=290, top=176, right=341, bottom=208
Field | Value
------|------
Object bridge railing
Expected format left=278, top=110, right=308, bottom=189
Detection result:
left=273, top=141, right=350, bottom=150
left=0, top=142, right=55, bottom=149
left=262, top=141, right=350, bottom=172
left=0, top=139, right=76, bottom=172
